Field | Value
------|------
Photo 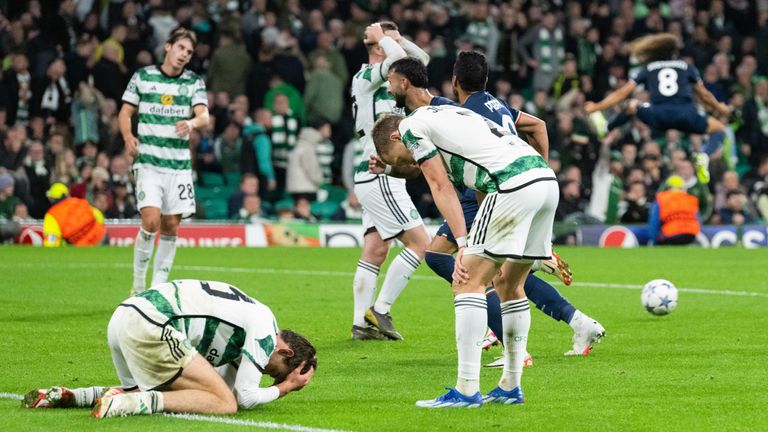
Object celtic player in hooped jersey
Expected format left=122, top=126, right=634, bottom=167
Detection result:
left=372, top=58, right=559, bottom=408
left=22, top=280, right=316, bottom=417
left=119, top=28, right=210, bottom=295
left=348, top=22, right=431, bottom=342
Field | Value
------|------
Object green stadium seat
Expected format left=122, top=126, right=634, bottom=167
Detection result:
left=201, top=198, right=229, bottom=220
left=224, top=172, right=241, bottom=187
left=195, top=186, right=228, bottom=200
left=200, top=172, right=226, bottom=187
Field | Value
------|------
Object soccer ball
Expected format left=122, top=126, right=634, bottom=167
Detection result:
left=641, top=279, right=678, bottom=316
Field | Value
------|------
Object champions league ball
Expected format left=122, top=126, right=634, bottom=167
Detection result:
left=641, top=279, right=678, bottom=316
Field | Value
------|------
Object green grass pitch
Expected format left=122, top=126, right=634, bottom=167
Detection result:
left=1, top=246, right=766, bottom=431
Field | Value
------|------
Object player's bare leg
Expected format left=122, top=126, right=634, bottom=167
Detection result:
left=151, top=214, right=182, bottom=287
left=133, top=207, right=161, bottom=294
left=366, top=225, right=429, bottom=340
left=93, top=355, right=237, bottom=418
left=352, top=230, right=390, bottom=340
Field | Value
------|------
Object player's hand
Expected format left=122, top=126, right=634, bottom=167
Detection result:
left=364, top=23, right=384, bottom=44
left=124, top=134, right=139, bottom=157
left=452, top=246, right=469, bottom=284
left=384, top=29, right=402, bottom=43
left=282, top=361, right=315, bottom=393
left=369, top=155, right=387, bottom=174
left=175, top=120, right=192, bottom=137
left=717, top=103, right=732, bottom=117
left=584, top=101, right=597, bottom=113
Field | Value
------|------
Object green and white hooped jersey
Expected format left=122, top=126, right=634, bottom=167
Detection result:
left=122, top=65, right=208, bottom=173
left=121, top=280, right=277, bottom=370
left=351, top=63, right=404, bottom=182
left=400, top=105, right=555, bottom=193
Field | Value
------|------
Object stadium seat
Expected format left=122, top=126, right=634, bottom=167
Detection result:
left=200, top=172, right=226, bottom=187
left=201, top=198, right=229, bottom=220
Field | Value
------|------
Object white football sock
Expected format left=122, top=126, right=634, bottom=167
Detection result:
left=151, top=234, right=177, bottom=287
left=120, top=391, right=164, bottom=415
left=500, top=298, right=531, bottom=391
left=569, top=310, right=585, bottom=330
left=454, top=293, right=487, bottom=396
left=133, top=228, right=156, bottom=293
left=72, top=386, right=105, bottom=407
left=353, top=260, right=379, bottom=326
left=373, top=248, right=421, bottom=314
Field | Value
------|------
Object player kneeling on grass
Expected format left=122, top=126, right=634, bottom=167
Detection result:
left=23, top=280, right=316, bottom=417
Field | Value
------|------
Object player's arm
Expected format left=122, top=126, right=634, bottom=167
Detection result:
left=395, top=33, right=430, bottom=66
left=584, top=81, right=637, bottom=113
left=365, top=24, right=406, bottom=85
left=515, top=111, right=549, bottom=160
left=176, top=104, right=210, bottom=137
left=369, top=154, right=420, bottom=179
left=693, top=82, right=730, bottom=116
left=420, top=156, right=468, bottom=282
left=118, top=103, right=139, bottom=156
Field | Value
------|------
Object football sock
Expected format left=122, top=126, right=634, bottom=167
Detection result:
left=569, top=310, right=586, bottom=330
left=485, top=287, right=503, bottom=341
left=151, top=234, right=177, bottom=287
left=425, top=250, right=454, bottom=283
left=72, top=386, right=105, bottom=407
left=500, top=298, right=531, bottom=391
left=704, top=131, right=725, bottom=155
left=607, top=110, right=633, bottom=130
left=373, top=248, right=421, bottom=314
left=454, top=293, right=487, bottom=396
left=133, top=228, right=156, bottom=293
left=353, top=260, right=379, bottom=326
left=524, top=274, right=576, bottom=323
left=122, top=391, right=164, bottom=414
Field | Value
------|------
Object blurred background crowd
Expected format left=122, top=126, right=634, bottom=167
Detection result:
left=0, top=0, right=767, bottom=229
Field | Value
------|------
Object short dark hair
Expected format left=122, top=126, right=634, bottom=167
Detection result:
left=274, top=329, right=316, bottom=384
left=390, top=58, right=428, bottom=88
left=166, top=27, right=198, bottom=48
left=453, top=51, right=488, bottom=92
left=379, top=21, right=398, bottom=32
left=372, top=114, right=404, bottom=156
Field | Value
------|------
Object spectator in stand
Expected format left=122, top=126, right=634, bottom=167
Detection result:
left=0, top=173, right=21, bottom=221
left=236, top=193, right=264, bottom=222
left=264, top=75, right=305, bottom=124
left=286, top=119, right=330, bottom=203
left=31, top=58, right=72, bottom=124
left=308, top=31, right=349, bottom=84
left=71, top=82, right=104, bottom=146
left=556, top=179, right=587, bottom=221
left=518, top=11, right=565, bottom=91
left=76, top=140, right=98, bottom=169
left=269, top=93, right=300, bottom=197
left=228, top=174, right=259, bottom=219
left=91, top=42, right=128, bottom=102
left=22, top=141, right=50, bottom=218
left=213, top=122, right=243, bottom=174
left=718, top=190, right=754, bottom=226
left=241, top=109, right=277, bottom=196
left=3, top=52, right=33, bottom=126
left=207, top=31, right=251, bottom=98
left=105, top=181, right=136, bottom=219
left=742, top=76, right=768, bottom=167
left=619, top=181, right=651, bottom=223
left=70, top=165, right=111, bottom=205
left=109, top=155, right=133, bottom=194
left=0, top=125, right=28, bottom=171
left=303, top=56, right=344, bottom=125
left=648, top=175, right=701, bottom=246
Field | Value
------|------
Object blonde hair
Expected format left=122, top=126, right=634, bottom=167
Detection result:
left=630, top=33, right=679, bottom=64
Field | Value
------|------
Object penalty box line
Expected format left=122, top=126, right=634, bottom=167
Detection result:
left=0, top=392, right=350, bottom=432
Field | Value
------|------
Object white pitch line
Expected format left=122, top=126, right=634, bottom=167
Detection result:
left=0, top=392, right=350, bottom=432
left=2, top=262, right=767, bottom=298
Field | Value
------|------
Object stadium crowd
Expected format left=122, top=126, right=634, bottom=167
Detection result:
left=0, top=0, right=767, bottom=234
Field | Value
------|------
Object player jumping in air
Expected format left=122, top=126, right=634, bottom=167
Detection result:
left=349, top=22, right=431, bottom=341
left=420, top=51, right=604, bottom=361
left=23, top=280, right=316, bottom=417
left=119, top=28, right=210, bottom=295
left=585, top=33, right=731, bottom=184
left=373, top=58, right=559, bottom=407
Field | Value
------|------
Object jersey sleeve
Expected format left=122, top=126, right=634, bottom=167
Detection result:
left=192, top=74, right=208, bottom=107
left=430, top=96, right=457, bottom=106
left=122, top=71, right=141, bottom=106
left=687, top=65, right=702, bottom=84
left=234, top=327, right=279, bottom=408
left=630, top=66, right=648, bottom=86
left=399, top=116, right=438, bottom=164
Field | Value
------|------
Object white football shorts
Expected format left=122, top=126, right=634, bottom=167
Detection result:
left=135, top=168, right=196, bottom=217
left=107, top=304, right=197, bottom=391
left=466, top=179, right=559, bottom=263
left=354, top=175, right=423, bottom=240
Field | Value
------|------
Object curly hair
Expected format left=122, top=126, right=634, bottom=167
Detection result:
left=273, top=329, right=317, bottom=384
left=630, top=33, right=680, bottom=64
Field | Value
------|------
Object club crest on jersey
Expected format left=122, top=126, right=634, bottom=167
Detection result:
left=161, top=94, right=174, bottom=105
left=179, top=85, right=189, bottom=96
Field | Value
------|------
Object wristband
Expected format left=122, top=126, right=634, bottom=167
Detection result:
left=384, top=164, right=393, bottom=175
left=456, top=236, right=467, bottom=248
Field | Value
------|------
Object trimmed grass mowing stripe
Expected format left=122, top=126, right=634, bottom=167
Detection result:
left=0, top=393, right=351, bottom=432
left=2, top=261, right=766, bottom=299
